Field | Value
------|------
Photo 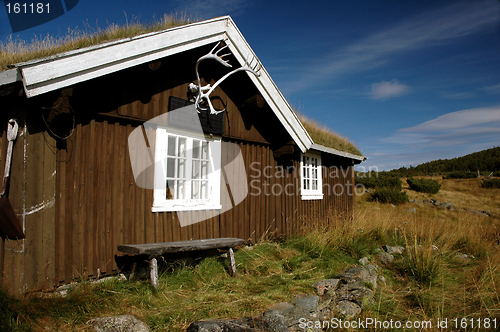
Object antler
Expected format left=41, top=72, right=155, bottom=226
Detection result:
left=192, top=41, right=262, bottom=115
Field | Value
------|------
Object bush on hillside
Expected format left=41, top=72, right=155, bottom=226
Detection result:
left=371, top=188, right=408, bottom=205
left=407, top=178, right=441, bottom=194
left=356, top=173, right=402, bottom=191
left=443, top=171, right=478, bottom=179
left=481, top=179, right=500, bottom=189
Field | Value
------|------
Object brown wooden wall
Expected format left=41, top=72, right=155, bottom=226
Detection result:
left=0, top=43, right=355, bottom=294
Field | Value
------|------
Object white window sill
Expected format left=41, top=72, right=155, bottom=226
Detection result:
left=152, top=204, right=222, bottom=212
left=301, top=193, right=324, bottom=200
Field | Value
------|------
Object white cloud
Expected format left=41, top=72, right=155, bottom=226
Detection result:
left=399, top=107, right=500, bottom=132
left=370, top=80, right=409, bottom=100
left=482, top=83, right=500, bottom=94
left=282, top=1, right=500, bottom=93
left=367, top=106, right=500, bottom=170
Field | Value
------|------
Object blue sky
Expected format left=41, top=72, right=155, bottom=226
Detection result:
left=1, top=0, right=499, bottom=171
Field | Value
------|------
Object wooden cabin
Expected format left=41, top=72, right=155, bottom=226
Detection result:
left=0, top=16, right=365, bottom=295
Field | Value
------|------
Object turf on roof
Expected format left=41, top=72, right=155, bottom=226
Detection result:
left=0, top=13, right=190, bottom=72
left=298, top=113, right=362, bottom=156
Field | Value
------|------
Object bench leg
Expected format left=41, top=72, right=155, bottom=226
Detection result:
left=228, top=248, right=236, bottom=277
left=150, top=258, right=159, bottom=289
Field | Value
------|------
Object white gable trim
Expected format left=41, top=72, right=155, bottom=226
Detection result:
left=9, top=16, right=313, bottom=152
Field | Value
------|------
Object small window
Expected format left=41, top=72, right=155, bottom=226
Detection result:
left=153, top=128, right=221, bottom=212
left=301, top=152, right=323, bottom=200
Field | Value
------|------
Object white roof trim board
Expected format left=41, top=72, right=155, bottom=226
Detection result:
left=1, top=16, right=364, bottom=160
left=311, top=144, right=366, bottom=163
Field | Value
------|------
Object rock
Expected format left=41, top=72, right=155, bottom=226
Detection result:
left=312, top=279, right=340, bottom=295
left=358, top=257, right=369, bottom=266
left=291, top=296, right=319, bottom=313
left=390, top=204, right=396, bottom=208
left=187, top=319, right=251, bottom=332
left=483, top=210, right=491, bottom=216
left=406, top=208, right=416, bottom=213
left=87, top=315, right=150, bottom=332
left=432, top=245, right=439, bottom=252
left=375, top=252, right=394, bottom=265
left=382, top=245, right=404, bottom=254
left=433, top=200, right=441, bottom=206
left=261, top=311, right=289, bottom=332
left=441, top=202, right=452, bottom=209
left=95, top=274, right=127, bottom=284
left=378, top=275, right=387, bottom=286
left=54, top=283, right=77, bottom=297
left=333, top=301, right=361, bottom=320
left=350, top=287, right=374, bottom=308
left=470, top=209, right=487, bottom=217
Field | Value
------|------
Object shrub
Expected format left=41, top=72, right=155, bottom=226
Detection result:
left=481, top=179, right=500, bottom=189
left=356, top=173, right=402, bottom=190
left=444, top=171, right=478, bottom=179
left=371, top=188, right=408, bottom=205
left=407, top=177, right=441, bottom=194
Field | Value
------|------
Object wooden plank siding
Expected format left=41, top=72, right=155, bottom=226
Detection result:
left=0, top=45, right=356, bottom=295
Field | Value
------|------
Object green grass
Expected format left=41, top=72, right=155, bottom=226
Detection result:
left=0, top=13, right=191, bottom=72
left=2, top=198, right=499, bottom=331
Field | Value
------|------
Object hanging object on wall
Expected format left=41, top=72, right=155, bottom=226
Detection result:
left=188, top=41, right=262, bottom=115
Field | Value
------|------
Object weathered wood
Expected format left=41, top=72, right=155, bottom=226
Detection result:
left=228, top=248, right=236, bottom=277
left=150, top=258, right=159, bottom=289
left=239, top=94, right=266, bottom=109
left=117, top=237, right=245, bottom=257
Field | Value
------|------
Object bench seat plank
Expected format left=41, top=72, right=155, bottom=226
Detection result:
left=117, top=237, right=245, bottom=257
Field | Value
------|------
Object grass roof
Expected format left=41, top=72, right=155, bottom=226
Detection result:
left=0, top=13, right=191, bottom=72
left=297, top=113, right=363, bottom=156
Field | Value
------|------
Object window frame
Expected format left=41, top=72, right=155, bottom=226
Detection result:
left=300, top=151, right=323, bottom=200
left=152, top=126, right=222, bottom=212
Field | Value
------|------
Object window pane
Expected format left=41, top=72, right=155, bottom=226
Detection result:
left=201, top=161, right=208, bottom=179
left=167, top=136, right=176, bottom=156
left=202, top=141, right=208, bottom=160
left=192, top=181, right=200, bottom=199
left=167, top=157, right=175, bottom=178
left=177, top=180, right=185, bottom=200
left=177, top=159, right=185, bottom=178
left=313, top=180, right=317, bottom=190
left=201, top=181, right=208, bottom=199
left=303, top=179, right=308, bottom=190
left=192, top=160, right=200, bottom=179
left=192, top=139, right=200, bottom=159
left=178, top=138, right=186, bottom=158
left=166, top=180, right=175, bottom=199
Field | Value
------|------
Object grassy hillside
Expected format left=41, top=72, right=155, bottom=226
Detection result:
left=391, top=147, right=500, bottom=177
left=2, top=177, right=498, bottom=331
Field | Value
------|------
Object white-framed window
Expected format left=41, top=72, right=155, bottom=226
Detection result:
left=300, top=152, right=323, bottom=200
left=152, top=127, right=222, bottom=212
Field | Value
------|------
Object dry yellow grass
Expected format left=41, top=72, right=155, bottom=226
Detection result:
left=297, top=113, right=363, bottom=156
left=402, top=176, right=500, bottom=215
left=0, top=13, right=190, bottom=72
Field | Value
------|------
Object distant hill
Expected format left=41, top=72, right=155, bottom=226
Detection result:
left=389, top=147, right=500, bottom=176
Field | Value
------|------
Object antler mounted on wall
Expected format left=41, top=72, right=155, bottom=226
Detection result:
left=188, top=41, right=262, bottom=115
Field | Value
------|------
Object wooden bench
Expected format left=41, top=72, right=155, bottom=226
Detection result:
left=118, top=237, right=245, bottom=288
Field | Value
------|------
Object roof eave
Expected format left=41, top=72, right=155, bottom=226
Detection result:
left=311, top=143, right=366, bottom=164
